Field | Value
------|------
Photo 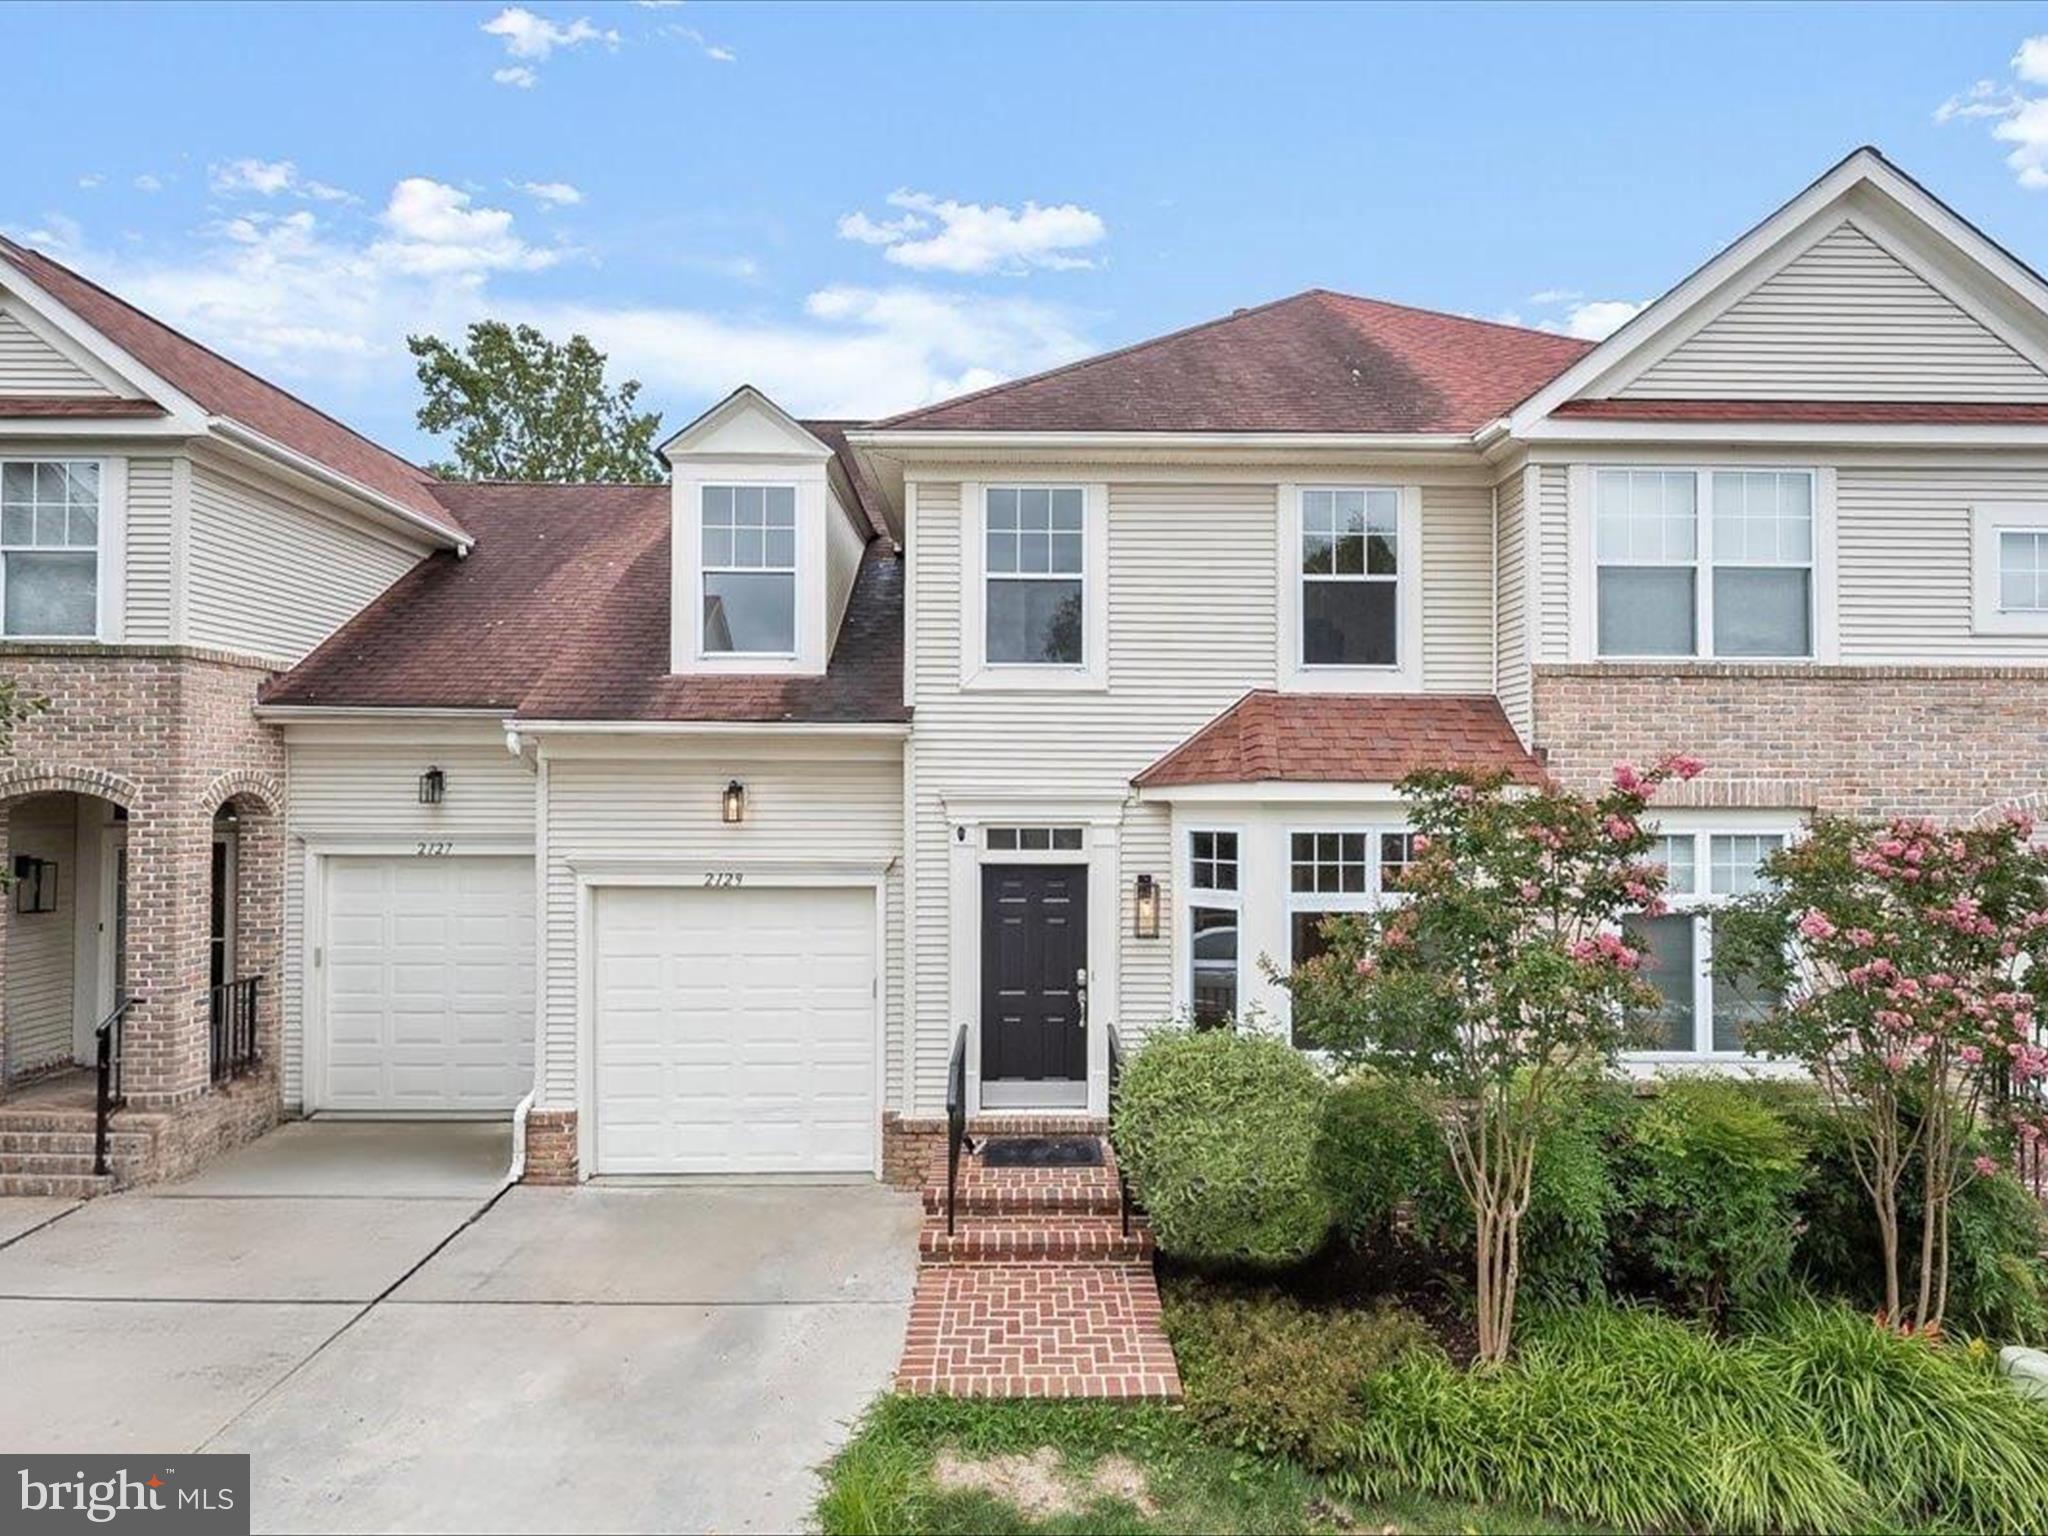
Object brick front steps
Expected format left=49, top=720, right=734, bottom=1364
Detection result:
left=894, top=1133, right=1183, bottom=1402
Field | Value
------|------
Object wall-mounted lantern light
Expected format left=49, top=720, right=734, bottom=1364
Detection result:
left=722, top=779, right=747, bottom=825
left=1133, top=873, right=1160, bottom=939
left=418, top=767, right=446, bottom=805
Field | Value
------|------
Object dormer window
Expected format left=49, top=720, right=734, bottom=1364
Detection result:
left=700, top=484, right=796, bottom=655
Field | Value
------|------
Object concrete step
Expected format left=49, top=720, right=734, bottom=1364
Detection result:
left=918, top=1214, right=1154, bottom=1266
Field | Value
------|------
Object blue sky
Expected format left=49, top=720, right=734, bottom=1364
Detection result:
left=8, top=2, right=2048, bottom=460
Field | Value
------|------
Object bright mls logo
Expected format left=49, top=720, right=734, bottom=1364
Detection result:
left=5, top=1455, right=249, bottom=1534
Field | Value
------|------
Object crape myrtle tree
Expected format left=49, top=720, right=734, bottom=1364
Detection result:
left=1285, top=756, right=1700, bottom=1363
left=1716, top=812, right=2048, bottom=1334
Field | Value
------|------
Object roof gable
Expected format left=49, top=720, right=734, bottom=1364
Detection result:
left=660, top=385, right=832, bottom=462
left=1515, top=148, right=2048, bottom=429
left=873, top=290, right=1591, bottom=437
left=0, top=297, right=133, bottom=399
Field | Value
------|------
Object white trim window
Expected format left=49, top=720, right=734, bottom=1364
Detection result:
left=1595, top=467, right=1814, bottom=659
left=1186, top=830, right=1240, bottom=1027
left=985, top=486, right=1085, bottom=666
left=1971, top=503, right=2048, bottom=635
left=1286, top=827, right=1411, bottom=1047
left=1624, top=830, right=1787, bottom=1057
left=700, top=483, right=797, bottom=655
left=1300, top=488, right=1400, bottom=667
left=0, top=459, right=101, bottom=639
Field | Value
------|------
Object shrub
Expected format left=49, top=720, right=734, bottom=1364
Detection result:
left=1613, top=1076, right=1806, bottom=1319
left=1162, top=1278, right=1431, bottom=1469
left=1747, top=1295, right=2048, bottom=1533
left=1336, top=1303, right=1866, bottom=1534
left=1112, top=1028, right=1332, bottom=1265
left=1315, top=1073, right=1622, bottom=1305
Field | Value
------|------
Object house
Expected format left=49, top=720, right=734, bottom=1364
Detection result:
left=3, top=145, right=2047, bottom=1192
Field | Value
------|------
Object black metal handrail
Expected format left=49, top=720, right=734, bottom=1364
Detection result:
left=1107, top=1021, right=1133, bottom=1237
left=209, top=974, right=263, bottom=1085
left=94, top=995, right=141, bottom=1177
left=945, top=1024, right=977, bottom=1235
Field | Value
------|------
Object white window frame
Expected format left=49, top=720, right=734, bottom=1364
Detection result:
left=1278, top=483, right=1423, bottom=691
left=960, top=480, right=1109, bottom=691
left=1972, top=503, right=2048, bottom=636
left=1182, top=827, right=1243, bottom=1027
left=1283, top=823, right=1413, bottom=1045
left=1570, top=464, right=1836, bottom=663
left=0, top=455, right=119, bottom=642
left=697, top=481, right=799, bottom=659
left=1626, top=815, right=1800, bottom=1064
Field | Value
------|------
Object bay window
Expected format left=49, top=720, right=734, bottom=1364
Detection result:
left=1287, top=827, right=1411, bottom=1047
left=701, top=484, right=796, bottom=654
left=1624, top=829, right=1787, bottom=1057
left=0, top=459, right=100, bottom=638
left=1595, top=468, right=1814, bottom=659
left=1186, top=830, right=1239, bottom=1028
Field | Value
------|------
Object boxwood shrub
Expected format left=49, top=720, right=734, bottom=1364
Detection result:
left=1112, top=1028, right=1332, bottom=1266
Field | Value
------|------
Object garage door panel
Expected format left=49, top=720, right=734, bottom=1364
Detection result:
left=594, top=884, right=877, bottom=1175
left=319, top=856, right=534, bottom=1113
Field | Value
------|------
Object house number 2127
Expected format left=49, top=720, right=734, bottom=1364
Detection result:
left=414, top=841, right=453, bottom=857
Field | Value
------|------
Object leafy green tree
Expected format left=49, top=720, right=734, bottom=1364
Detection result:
left=1285, top=757, right=1697, bottom=1362
left=409, top=322, right=664, bottom=483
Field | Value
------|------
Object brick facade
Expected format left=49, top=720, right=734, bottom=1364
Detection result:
left=522, top=1109, right=578, bottom=1184
left=1533, top=664, right=2048, bottom=823
left=0, top=644, right=286, bottom=1183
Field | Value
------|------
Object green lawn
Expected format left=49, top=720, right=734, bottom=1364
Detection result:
left=815, top=1394, right=1594, bottom=1536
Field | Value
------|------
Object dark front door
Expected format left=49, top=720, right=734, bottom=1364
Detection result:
left=981, top=864, right=1088, bottom=1083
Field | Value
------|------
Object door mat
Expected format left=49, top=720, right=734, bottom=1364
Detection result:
left=980, top=1137, right=1105, bottom=1168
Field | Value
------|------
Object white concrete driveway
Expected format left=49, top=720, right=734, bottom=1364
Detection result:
left=0, top=1122, right=921, bottom=1534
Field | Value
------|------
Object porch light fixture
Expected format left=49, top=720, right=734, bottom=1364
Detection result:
left=1133, top=873, right=1160, bottom=940
left=722, top=779, right=747, bottom=825
left=417, top=767, right=445, bottom=805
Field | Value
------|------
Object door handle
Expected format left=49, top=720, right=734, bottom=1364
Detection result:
left=1075, top=967, right=1088, bottom=1027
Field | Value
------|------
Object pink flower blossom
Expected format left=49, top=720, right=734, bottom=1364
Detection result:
left=1353, top=957, right=1376, bottom=978
left=1797, top=909, right=1838, bottom=941
left=1604, top=815, right=1638, bottom=842
left=1517, top=880, right=1540, bottom=902
left=1844, top=928, right=1876, bottom=949
left=1974, top=1155, right=2001, bottom=1178
left=1410, top=834, right=1431, bottom=854
left=1611, top=762, right=1644, bottom=793
left=1960, top=1045, right=1985, bottom=1065
left=1658, top=752, right=1705, bottom=781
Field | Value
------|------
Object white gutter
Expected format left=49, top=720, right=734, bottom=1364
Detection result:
left=254, top=705, right=513, bottom=722
left=848, top=428, right=1477, bottom=453
left=509, top=718, right=911, bottom=738
left=208, top=417, right=471, bottom=553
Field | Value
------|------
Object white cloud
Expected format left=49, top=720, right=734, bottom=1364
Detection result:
left=1526, top=287, right=1581, bottom=305
left=837, top=190, right=1107, bottom=275
left=1551, top=298, right=1648, bottom=340
left=481, top=7, right=616, bottom=59
left=657, top=23, right=735, bottom=62
left=78, top=173, right=104, bottom=190
left=133, top=174, right=163, bottom=193
left=1938, top=37, right=2048, bottom=188
left=494, top=65, right=539, bottom=89
left=372, top=178, right=560, bottom=276
left=513, top=179, right=583, bottom=207
left=209, top=157, right=351, bottom=202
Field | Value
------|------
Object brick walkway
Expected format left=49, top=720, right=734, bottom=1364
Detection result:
left=894, top=1133, right=1182, bottom=1401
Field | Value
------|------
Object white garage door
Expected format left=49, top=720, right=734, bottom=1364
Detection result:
left=595, top=884, right=876, bottom=1175
left=321, top=855, right=535, bottom=1113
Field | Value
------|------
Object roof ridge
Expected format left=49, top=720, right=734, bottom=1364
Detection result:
left=872, top=290, right=1324, bottom=430
left=0, top=233, right=438, bottom=491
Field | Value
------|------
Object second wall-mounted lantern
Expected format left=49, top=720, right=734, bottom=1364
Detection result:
left=1133, top=873, right=1160, bottom=939
left=722, top=779, right=747, bottom=825
left=417, top=767, right=446, bottom=805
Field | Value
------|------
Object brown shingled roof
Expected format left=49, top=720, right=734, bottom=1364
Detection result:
left=877, top=290, right=1592, bottom=436
left=0, top=234, right=463, bottom=541
left=1133, top=690, right=1541, bottom=789
left=264, top=428, right=905, bottom=723
left=0, top=396, right=166, bottom=418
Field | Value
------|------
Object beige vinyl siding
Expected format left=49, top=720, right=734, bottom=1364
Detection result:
left=185, top=462, right=424, bottom=663
left=4, top=797, right=78, bottom=1073
left=281, top=734, right=536, bottom=1108
left=538, top=748, right=904, bottom=1110
left=1494, top=468, right=1531, bottom=739
left=1534, top=465, right=1572, bottom=660
left=1621, top=222, right=2048, bottom=401
left=123, top=457, right=175, bottom=642
left=1421, top=483, right=1494, bottom=692
left=0, top=305, right=110, bottom=396
left=1837, top=461, right=2048, bottom=660
left=1119, top=801, right=1174, bottom=1032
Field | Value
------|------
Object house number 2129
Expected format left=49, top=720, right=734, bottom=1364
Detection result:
left=703, top=871, right=744, bottom=888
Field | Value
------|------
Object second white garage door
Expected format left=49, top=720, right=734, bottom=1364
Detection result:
left=320, top=855, right=535, bottom=1113
left=594, top=883, right=876, bottom=1175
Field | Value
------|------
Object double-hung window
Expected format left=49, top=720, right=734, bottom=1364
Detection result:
left=1595, top=468, right=1814, bottom=659
left=985, top=486, right=1085, bottom=666
left=1300, top=488, right=1400, bottom=666
left=1287, top=828, right=1412, bottom=1047
left=0, top=460, right=100, bottom=638
left=1972, top=504, right=2048, bottom=635
left=1186, top=830, right=1240, bottom=1028
left=1622, top=830, right=1786, bottom=1056
left=701, top=484, right=796, bottom=655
